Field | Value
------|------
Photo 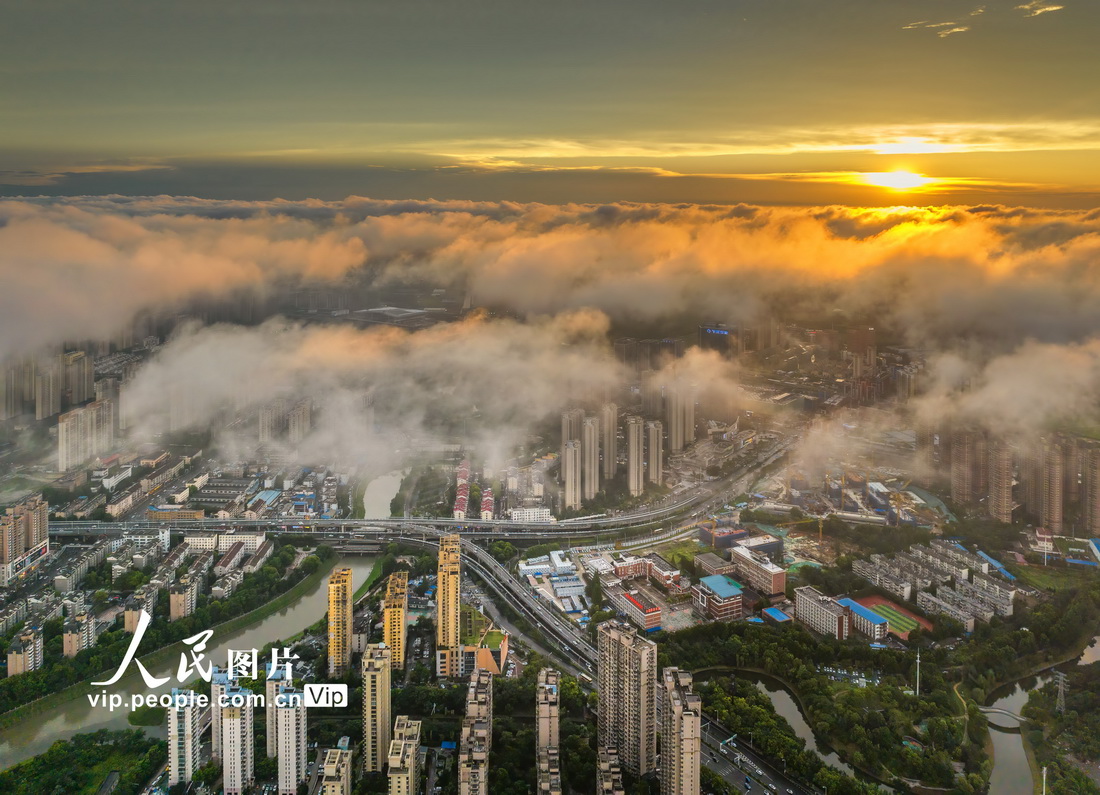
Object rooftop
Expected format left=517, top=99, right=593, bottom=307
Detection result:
left=699, top=574, right=743, bottom=599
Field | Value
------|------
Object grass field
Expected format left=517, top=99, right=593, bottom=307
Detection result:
left=856, top=594, right=932, bottom=639
left=658, top=539, right=704, bottom=570
left=1007, top=563, right=1096, bottom=592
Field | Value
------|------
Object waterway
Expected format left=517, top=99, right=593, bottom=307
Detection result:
left=0, top=554, right=377, bottom=770
left=983, top=632, right=1100, bottom=795
left=362, top=469, right=407, bottom=519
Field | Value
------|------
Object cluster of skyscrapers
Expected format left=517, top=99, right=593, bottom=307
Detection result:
left=941, top=428, right=1100, bottom=534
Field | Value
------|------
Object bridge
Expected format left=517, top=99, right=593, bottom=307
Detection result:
left=979, top=706, right=1025, bottom=722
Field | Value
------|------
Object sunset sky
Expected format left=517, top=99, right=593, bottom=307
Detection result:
left=3, top=0, right=1098, bottom=206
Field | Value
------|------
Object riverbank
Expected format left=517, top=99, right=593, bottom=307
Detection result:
left=0, top=548, right=340, bottom=731
left=692, top=665, right=898, bottom=791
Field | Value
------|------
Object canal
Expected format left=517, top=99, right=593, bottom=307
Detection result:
left=0, top=554, right=378, bottom=769
left=984, top=633, right=1100, bottom=795
left=362, top=469, right=406, bottom=519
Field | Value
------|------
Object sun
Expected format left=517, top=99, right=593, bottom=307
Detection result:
left=860, top=170, right=935, bottom=191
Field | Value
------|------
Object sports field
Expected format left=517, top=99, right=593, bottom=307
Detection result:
left=856, top=594, right=932, bottom=639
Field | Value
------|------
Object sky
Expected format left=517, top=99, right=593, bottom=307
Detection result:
left=3, top=0, right=1098, bottom=206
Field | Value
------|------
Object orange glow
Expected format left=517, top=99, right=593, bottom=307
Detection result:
left=860, top=171, right=935, bottom=190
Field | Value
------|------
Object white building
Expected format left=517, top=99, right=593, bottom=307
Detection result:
left=276, top=687, right=309, bottom=795
left=222, top=684, right=255, bottom=795
left=167, top=689, right=202, bottom=787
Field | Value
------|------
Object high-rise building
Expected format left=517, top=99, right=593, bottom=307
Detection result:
left=597, top=621, right=657, bottom=776
left=167, top=689, right=201, bottom=787
left=383, top=571, right=409, bottom=670
left=321, top=747, right=353, bottom=795
left=582, top=416, right=600, bottom=501
left=288, top=399, right=312, bottom=444
left=536, top=668, right=560, bottom=750
left=659, top=668, right=701, bottom=795
left=597, top=746, right=626, bottom=795
left=561, top=408, right=585, bottom=475
left=640, top=370, right=662, bottom=417
left=600, top=403, right=619, bottom=479
left=1081, top=443, right=1100, bottom=537
left=626, top=416, right=644, bottom=497
left=210, top=667, right=232, bottom=762
left=0, top=493, right=49, bottom=587
left=698, top=324, right=735, bottom=358
left=62, top=613, right=94, bottom=658
left=58, top=351, right=93, bottom=407
left=275, top=687, right=308, bottom=795
left=34, top=361, right=60, bottom=420
left=264, top=662, right=287, bottom=758
left=328, top=568, right=354, bottom=676
left=6, top=626, right=43, bottom=675
left=988, top=442, right=1014, bottom=523
left=666, top=381, right=694, bottom=453
left=259, top=399, right=288, bottom=443
left=362, top=644, right=393, bottom=773
left=388, top=716, right=423, bottom=795
left=562, top=439, right=581, bottom=511
left=458, top=669, right=493, bottom=795
left=537, top=746, right=564, bottom=795
left=645, top=420, right=663, bottom=486
left=57, top=399, right=115, bottom=471
left=951, top=429, right=989, bottom=507
left=436, top=534, right=462, bottom=678
left=221, top=683, right=255, bottom=795
left=1039, top=437, right=1065, bottom=534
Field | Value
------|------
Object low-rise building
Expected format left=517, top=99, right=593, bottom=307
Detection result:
left=693, top=552, right=737, bottom=578
left=835, top=598, right=888, bottom=641
left=729, top=544, right=786, bottom=599
left=691, top=575, right=744, bottom=622
left=608, top=588, right=661, bottom=632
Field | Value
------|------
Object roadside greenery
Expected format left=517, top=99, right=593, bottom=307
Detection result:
left=0, top=729, right=166, bottom=795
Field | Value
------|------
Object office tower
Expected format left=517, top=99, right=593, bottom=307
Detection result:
left=437, top=534, right=462, bottom=677
left=362, top=644, right=393, bottom=773
left=222, top=684, right=255, bottom=795
left=59, top=350, right=93, bottom=407
left=265, top=662, right=287, bottom=757
left=582, top=416, right=600, bottom=501
left=1039, top=437, right=1065, bottom=534
left=597, top=621, right=657, bottom=776
left=458, top=670, right=493, bottom=795
left=601, top=403, right=619, bottom=479
left=560, top=408, right=585, bottom=474
left=562, top=439, right=581, bottom=510
left=210, top=667, right=232, bottom=762
left=57, top=399, right=115, bottom=471
left=288, top=399, right=312, bottom=444
left=646, top=420, right=663, bottom=486
left=666, top=381, right=694, bottom=453
left=321, top=747, right=353, bottom=795
left=34, top=361, right=60, bottom=420
left=167, top=689, right=201, bottom=787
left=0, top=493, right=49, bottom=587
left=383, top=571, right=409, bottom=670
left=276, top=687, right=308, bottom=795
left=988, top=442, right=1014, bottom=523
left=328, top=567, right=354, bottom=676
left=388, top=716, right=423, bottom=795
left=626, top=416, right=644, bottom=497
left=536, top=668, right=560, bottom=750
left=659, top=668, right=701, bottom=795
left=597, top=746, right=626, bottom=795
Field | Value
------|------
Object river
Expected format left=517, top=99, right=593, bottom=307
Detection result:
left=0, top=554, right=377, bottom=770
left=362, top=469, right=407, bottom=519
left=983, top=632, right=1100, bottom=795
